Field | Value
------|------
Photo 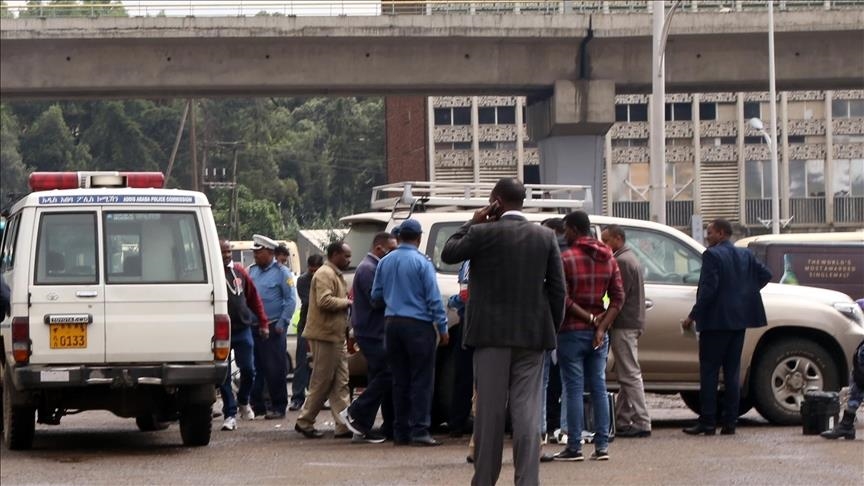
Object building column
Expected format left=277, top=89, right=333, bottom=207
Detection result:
left=471, top=96, right=480, bottom=183
left=825, top=90, right=834, bottom=225
left=737, top=93, right=746, bottom=226
left=526, top=80, right=615, bottom=213
left=427, top=97, right=436, bottom=181
left=692, top=93, right=702, bottom=216
left=515, top=96, right=525, bottom=181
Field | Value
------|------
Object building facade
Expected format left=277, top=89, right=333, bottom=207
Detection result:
left=386, top=90, right=864, bottom=233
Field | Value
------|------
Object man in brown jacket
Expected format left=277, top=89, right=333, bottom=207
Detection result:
left=295, top=241, right=353, bottom=439
left=601, top=225, right=651, bottom=438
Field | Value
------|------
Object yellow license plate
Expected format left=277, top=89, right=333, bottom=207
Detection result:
left=50, top=323, right=88, bottom=349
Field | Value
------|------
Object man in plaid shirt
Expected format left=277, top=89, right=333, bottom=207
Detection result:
left=551, top=210, right=625, bottom=462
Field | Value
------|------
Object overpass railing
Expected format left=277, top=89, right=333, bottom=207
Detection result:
left=2, top=1, right=859, bottom=18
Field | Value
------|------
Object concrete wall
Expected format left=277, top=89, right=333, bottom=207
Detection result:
left=2, top=10, right=862, bottom=98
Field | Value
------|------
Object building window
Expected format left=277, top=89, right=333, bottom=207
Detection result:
left=453, top=107, right=471, bottom=125
left=478, top=141, right=496, bottom=150
left=744, top=136, right=767, bottom=144
left=746, top=160, right=774, bottom=199
left=832, top=99, right=864, bottom=118
left=665, top=102, right=692, bottom=121
left=833, top=159, right=864, bottom=196
left=615, top=103, right=649, bottom=122
left=743, top=101, right=761, bottom=120
left=720, top=136, right=737, bottom=145
left=788, top=135, right=806, bottom=144
left=667, top=162, right=694, bottom=199
left=699, top=102, right=717, bottom=120
left=790, top=159, right=825, bottom=198
left=478, top=107, right=496, bottom=124
left=433, top=108, right=451, bottom=125
left=612, top=139, right=649, bottom=148
left=610, top=162, right=649, bottom=202
left=453, top=142, right=472, bottom=150
left=496, top=106, right=516, bottom=124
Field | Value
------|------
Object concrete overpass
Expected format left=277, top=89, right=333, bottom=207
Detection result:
left=0, top=10, right=862, bottom=100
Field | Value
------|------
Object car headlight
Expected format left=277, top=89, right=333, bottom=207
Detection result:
left=834, top=302, right=864, bottom=326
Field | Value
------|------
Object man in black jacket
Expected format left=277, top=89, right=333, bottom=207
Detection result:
left=442, top=178, right=566, bottom=486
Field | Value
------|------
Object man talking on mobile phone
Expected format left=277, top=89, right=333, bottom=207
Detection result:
left=441, top=178, right=566, bottom=486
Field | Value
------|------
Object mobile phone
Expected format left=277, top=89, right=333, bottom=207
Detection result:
left=487, top=200, right=501, bottom=219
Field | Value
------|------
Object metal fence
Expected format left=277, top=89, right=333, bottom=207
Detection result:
left=2, top=1, right=858, bottom=18
left=612, top=200, right=694, bottom=227
left=788, top=197, right=826, bottom=224
left=835, top=196, right=864, bottom=223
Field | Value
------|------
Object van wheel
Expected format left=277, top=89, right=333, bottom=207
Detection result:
left=679, top=391, right=752, bottom=417
left=751, top=339, right=839, bottom=425
left=136, top=412, right=170, bottom=432
left=179, top=404, right=212, bottom=446
left=2, top=375, right=35, bottom=450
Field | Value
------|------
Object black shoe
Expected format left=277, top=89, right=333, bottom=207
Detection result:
left=540, top=453, right=555, bottom=463
left=334, top=431, right=353, bottom=439
left=616, top=426, right=651, bottom=438
left=720, top=425, right=736, bottom=435
left=265, top=411, right=286, bottom=420
left=552, top=448, right=584, bottom=461
left=411, top=435, right=442, bottom=447
left=295, top=424, right=324, bottom=439
left=466, top=455, right=474, bottom=463
left=352, top=432, right=387, bottom=444
left=590, top=449, right=610, bottom=461
left=683, top=424, right=716, bottom=436
left=288, top=403, right=303, bottom=411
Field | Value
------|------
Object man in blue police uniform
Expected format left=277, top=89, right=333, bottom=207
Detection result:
left=248, top=234, right=298, bottom=420
left=371, top=219, right=449, bottom=446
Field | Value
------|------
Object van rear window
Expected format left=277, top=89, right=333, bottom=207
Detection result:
left=105, top=212, right=207, bottom=284
left=35, top=212, right=99, bottom=285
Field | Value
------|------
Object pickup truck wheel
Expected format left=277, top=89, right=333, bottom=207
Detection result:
left=679, top=391, right=752, bottom=417
left=2, top=375, right=35, bottom=450
left=136, top=412, right=170, bottom=432
left=751, top=339, right=839, bottom=425
left=179, top=404, right=212, bottom=446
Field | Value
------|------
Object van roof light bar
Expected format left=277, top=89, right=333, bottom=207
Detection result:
left=29, top=171, right=165, bottom=191
left=371, top=181, right=592, bottom=212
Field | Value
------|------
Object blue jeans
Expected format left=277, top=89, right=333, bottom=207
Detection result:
left=219, top=326, right=255, bottom=418
left=558, top=330, right=610, bottom=452
left=291, top=333, right=310, bottom=407
left=251, top=322, right=289, bottom=415
left=385, top=317, right=437, bottom=441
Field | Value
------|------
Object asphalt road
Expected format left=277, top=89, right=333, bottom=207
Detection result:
left=1, top=395, right=862, bottom=485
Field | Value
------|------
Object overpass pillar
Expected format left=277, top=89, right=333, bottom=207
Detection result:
left=527, top=80, right=615, bottom=213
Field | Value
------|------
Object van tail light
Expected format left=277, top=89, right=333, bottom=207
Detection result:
left=11, top=317, right=31, bottom=364
left=213, top=314, right=231, bottom=361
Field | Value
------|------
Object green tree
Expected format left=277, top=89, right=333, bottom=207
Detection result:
left=0, top=105, right=29, bottom=208
left=20, top=104, right=91, bottom=172
left=211, top=185, right=286, bottom=241
left=81, top=101, right=162, bottom=172
left=1, top=1, right=12, bottom=18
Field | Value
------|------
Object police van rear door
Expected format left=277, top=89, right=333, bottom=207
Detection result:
left=28, top=209, right=106, bottom=364
left=102, top=206, right=215, bottom=363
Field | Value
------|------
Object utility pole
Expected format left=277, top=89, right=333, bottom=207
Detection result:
left=189, top=98, right=198, bottom=191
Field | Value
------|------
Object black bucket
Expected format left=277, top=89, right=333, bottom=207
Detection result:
left=800, top=391, right=840, bottom=435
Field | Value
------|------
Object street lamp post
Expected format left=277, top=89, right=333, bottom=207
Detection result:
left=650, top=0, right=682, bottom=225
left=750, top=117, right=781, bottom=233
left=764, top=1, right=781, bottom=234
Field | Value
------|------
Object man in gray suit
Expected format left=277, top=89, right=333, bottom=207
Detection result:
left=442, top=178, right=566, bottom=486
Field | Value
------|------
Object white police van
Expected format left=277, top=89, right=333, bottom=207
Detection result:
left=0, top=171, right=229, bottom=449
